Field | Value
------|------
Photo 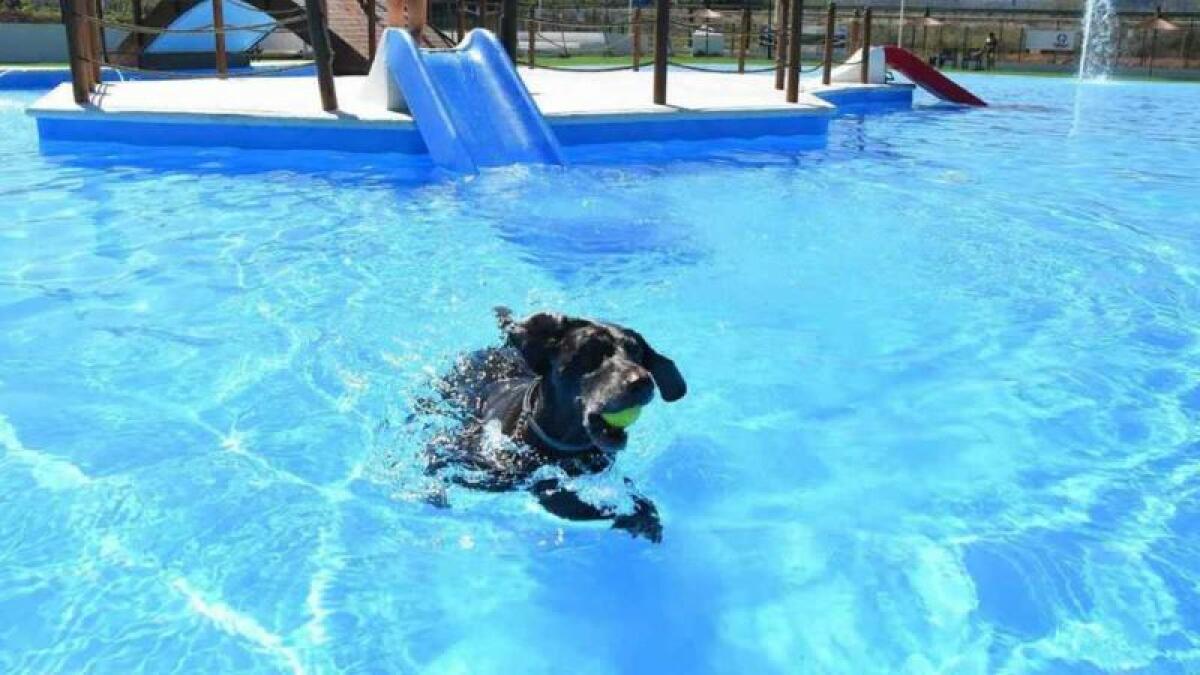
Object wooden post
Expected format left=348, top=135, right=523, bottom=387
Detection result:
left=1149, top=28, right=1157, bottom=77
left=78, top=0, right=96, bottom=89
left=997, top=19, right=1004, bottom=65
left=480, top=0, right=489, bottom=33
left=132, top=0, right=144, bottom=67
left=85, top=0, right=102, bottom=82
left=1148, top=6, right=1164, bottom=77
left=305, top=0, right=339, bottom=111
left=961, top=25, right=969, bottom=68
left=456, top=0, right=465, bottom=41
left=921, top=8, right=929, bottom=58
left=75, top=0, right=93, bottom=84
left=737, top=7, right=750, bottom=73
left=500, top=0, right=516, bottom=59
left=63, top=0, right=90, bottom=103
left=632, top=7, right=642, bottom=71
left=860, top=6, right=871, bottom=83
left=212, top=0, right=229, bottom=77
left=527, top=5, right=536, bottom=67
left=821, top=2, right=835, bottom=85
left=774, top=0, right=789, bottom=89
left=785, top=0, right=801, bottom=101
left=1186, top=20, right=1194, bottom=69
left=1178, top=19, right=1189, bottom=66
left=368, top=0, right=377, bottom=60
left=69, top=0, right=89, bottom=90
left=1114, top=24, right=1123, bottom=70
left=849, top=7, right=859, bottom=54
left=94, top=0, right=109, bottom=68
left=653, top=0, right=669, bottom=105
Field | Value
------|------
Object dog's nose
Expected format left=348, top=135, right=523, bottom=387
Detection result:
left=626, top=370, right=652, bottom=390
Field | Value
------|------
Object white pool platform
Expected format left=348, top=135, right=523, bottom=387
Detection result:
left=26, top=67, right=913, bottom=153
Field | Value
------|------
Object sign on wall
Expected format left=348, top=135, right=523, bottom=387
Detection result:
left=1025, top=29, right=1080, bottom=52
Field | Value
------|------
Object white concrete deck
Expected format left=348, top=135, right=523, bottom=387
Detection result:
left=27, top=67, right=883, bottom=124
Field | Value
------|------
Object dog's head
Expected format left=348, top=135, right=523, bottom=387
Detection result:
left=498, top=308, right=687, bottom=451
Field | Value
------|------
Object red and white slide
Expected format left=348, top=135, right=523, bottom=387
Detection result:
left=830, top=46, right=987, bottom=107
left=882, top=46, right=987, bottom=107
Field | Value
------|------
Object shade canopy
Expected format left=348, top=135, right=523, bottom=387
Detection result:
left=1136, top=16, right=1181, bottom=31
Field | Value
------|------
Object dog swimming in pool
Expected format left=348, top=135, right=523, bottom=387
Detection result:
left=423, top=307, right=687, bottom=543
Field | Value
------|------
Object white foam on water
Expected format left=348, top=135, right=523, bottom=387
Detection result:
left=0, top=412, right=91, bottom=491
left=171, top=576, right=306, bottom=675
left=302, top=525, right=345, bottom=646
left=908, top=539, right=977, bottom=629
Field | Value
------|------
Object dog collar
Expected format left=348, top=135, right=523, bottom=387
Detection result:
left=522, top=379, right=594, bottom=454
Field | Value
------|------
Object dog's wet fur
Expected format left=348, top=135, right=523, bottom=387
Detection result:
left=424, top=307, right=687, bottom=542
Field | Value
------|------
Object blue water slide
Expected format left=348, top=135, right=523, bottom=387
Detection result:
left=383, top=28, right=564, bottom=173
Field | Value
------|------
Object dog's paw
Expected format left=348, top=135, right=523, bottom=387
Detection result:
left=422, top=485, right=451, bottom=509
left=612, top=497, right=663, bottom=543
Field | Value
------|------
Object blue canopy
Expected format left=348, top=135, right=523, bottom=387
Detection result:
left=146, top=0, right=278, bottom=54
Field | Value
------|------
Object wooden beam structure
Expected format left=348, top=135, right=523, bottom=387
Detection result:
left=212, top=0, right=229, bottom=77
left=367, top=0, right=378, bottom=60
left=774, top=0, right=789, bottom=89
left=62, top=0, right=90, bottom=103
left=822, top=2, right=835, bottom=85
left=131, top=0, right=144, bottom=67
left=305, top=0, right=339, bottom=111
left=85, top=0, right=101, bottom=82
left=785, top=0, right=802, bottom=102
left=527, top=5, right=536, bottom=67
left=653, top=0, right=669, bottom=105
left=861, top=6, right=872, bottom=83
left=632, top=7, right=642, bottom=71
left=500, top=0, right=517, bottom=60
left=737, top=7, right=750, bottom=73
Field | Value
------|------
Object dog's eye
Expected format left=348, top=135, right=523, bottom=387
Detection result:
left=573, top=342, right=612, bottom=372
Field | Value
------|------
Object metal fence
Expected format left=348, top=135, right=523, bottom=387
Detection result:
left=8, top=0, right=1198, bottom=74
left=496, top=4, right=1200, bottom=73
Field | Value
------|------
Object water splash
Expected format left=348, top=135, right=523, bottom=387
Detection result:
left=1078, top=0, right=1118, bottom=80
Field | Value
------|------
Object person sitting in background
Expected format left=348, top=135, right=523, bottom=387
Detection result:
left=984, top=32, right=998, bottom=70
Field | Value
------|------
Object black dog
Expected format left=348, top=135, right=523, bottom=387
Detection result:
left=424, top=308, right=687, bottom=542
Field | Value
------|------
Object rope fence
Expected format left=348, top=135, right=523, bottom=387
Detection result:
left=514, top=1, right=881, bottom=104
left=60, top=0, right=336, bottom=110
left=84, top=58, right=316, bottom=78
left=82, top=14, right=307, bottom=35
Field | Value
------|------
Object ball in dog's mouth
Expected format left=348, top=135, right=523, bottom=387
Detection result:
left=586, top=410, right=631, bottom=450
left=601, top=406, right=642, bottom=429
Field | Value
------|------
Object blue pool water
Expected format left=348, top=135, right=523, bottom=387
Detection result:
left=2, top=76, right=1199, bottom=673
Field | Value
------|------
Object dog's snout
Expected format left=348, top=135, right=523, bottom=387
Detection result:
left=622, top=367, right=655, bottom=404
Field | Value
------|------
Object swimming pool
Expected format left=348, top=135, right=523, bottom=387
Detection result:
left=1, top=76, right=1198, bottom=673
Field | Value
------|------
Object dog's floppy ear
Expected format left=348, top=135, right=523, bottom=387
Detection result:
left=504, top=312, right=569, bottom=375
left=631, top=331, right=687, bottom=402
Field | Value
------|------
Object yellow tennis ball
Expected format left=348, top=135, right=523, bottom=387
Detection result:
left=601, top=406, right=642, bottom=429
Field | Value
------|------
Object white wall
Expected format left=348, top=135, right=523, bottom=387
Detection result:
left=0, top=23, right=129, bottom=63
